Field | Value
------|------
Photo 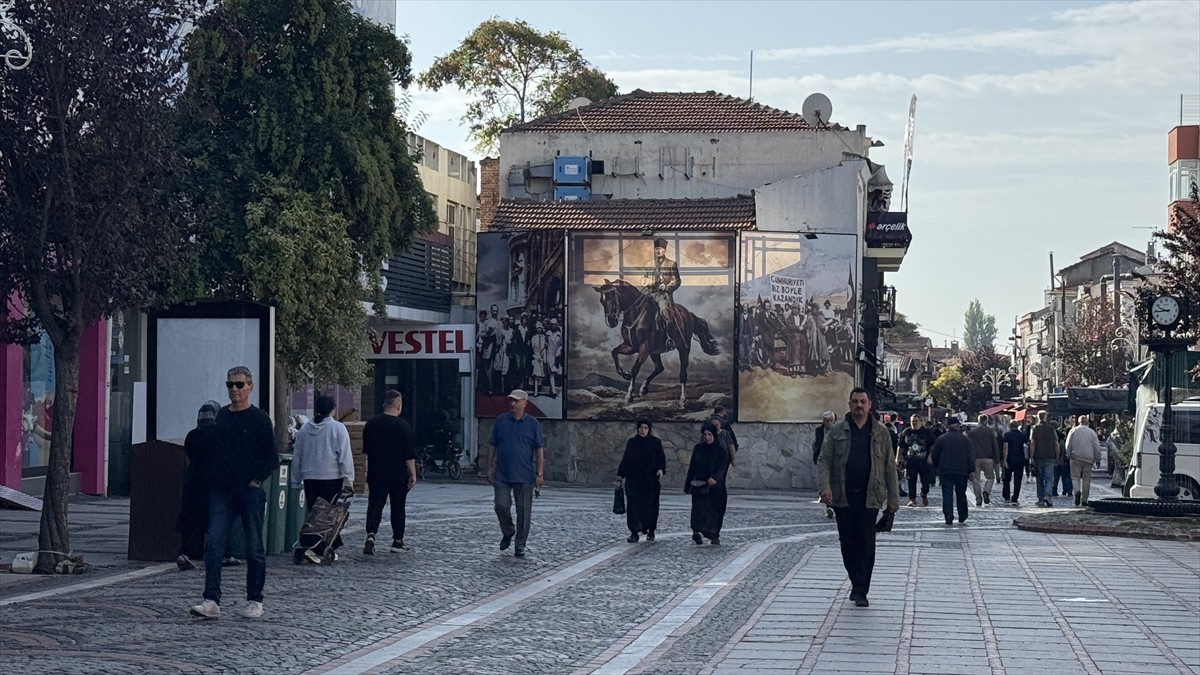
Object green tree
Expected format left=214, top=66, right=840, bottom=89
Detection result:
left=177, top=0, right=437, bottom=439
left=882, top=311, right=921, bottom=343
left=418, top=18, right=618, bottom=153
left=1157, top=179, right=1199, bottom=380
left=926, top=348, right=1013, bottom=414
left=0, top=0, right=204, bottom=572
left=963, top=299, right=997, bottom=352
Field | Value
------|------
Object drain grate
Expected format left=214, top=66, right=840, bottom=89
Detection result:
left=930, top=541, right=964, bottom=549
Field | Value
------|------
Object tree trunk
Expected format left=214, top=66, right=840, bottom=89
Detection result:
left=273, top=355, right=291, bottom=453
left=37, top=332, right=81, bottom=574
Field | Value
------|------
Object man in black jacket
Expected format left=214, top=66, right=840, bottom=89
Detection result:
left=931, top=418, right=973, bottom=525
left=190, top=365, right=277, bottom=621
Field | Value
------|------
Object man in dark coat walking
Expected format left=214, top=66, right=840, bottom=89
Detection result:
left=931, top=418, right=973, bottom=525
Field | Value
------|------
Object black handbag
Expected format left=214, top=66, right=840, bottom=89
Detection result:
left=688, top=479, right=710, bottom=497
left=612, top=486, right=626, bottom=514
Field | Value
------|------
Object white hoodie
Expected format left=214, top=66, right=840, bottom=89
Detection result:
left=291, top=417, right=355, bottom=486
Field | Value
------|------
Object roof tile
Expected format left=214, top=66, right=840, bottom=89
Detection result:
left=506, top=89, right=835, bottom=134
left=489, top=196, right=756, bottom=232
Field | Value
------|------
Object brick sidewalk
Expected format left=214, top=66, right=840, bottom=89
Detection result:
left=2, top=482, right=1197, bottom=674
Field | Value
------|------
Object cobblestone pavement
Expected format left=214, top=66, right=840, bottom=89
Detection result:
left=2, top=479, right=1197, bottom=674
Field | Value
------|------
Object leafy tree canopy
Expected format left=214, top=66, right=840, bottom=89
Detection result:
left=0, top=0, right=205, bottom=572
left=927, top=348, right=1013, bottom=415
left=963, top=299, right=997, bottom=352
left=1058, top=298, right=1121, bottom=386
left=178, top=0, right=437, bottom=390
left=882, top=311, right=921, bottom=343
left=418, top=18, right=618, bottom=153
left=1158, top=178, right=1200, bottom=305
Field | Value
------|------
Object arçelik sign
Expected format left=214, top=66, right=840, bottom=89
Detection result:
left=366, top=324, right=475, bottom=372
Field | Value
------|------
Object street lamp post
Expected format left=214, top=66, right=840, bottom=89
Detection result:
left=1, top=1, right=33, bottom=70
left=980, top=367, right=1010, bottom=399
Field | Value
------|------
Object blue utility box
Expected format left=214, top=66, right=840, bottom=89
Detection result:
left=555, top=186, right=591, bottom=201
left=554, top=156, right=591, bottom=185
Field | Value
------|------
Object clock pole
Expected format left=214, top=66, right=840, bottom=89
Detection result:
left=1153, top=347, right=1180, bottom=501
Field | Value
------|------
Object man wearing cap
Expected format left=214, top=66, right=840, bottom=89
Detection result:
left=649, top=237, right=683, bottom=349
left=487, top=389, right=545, bottom=558
left=931, top=417, right=973, bottom=525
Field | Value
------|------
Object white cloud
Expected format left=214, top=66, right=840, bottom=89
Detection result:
left=757, top=0, right=1192, bottom=61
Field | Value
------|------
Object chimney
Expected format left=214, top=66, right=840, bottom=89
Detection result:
left=950, top=340, right=960, bottom=356
left=479, top=156, right=499, bottom=231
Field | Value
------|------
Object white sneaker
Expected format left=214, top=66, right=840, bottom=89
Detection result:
left=242, top=600, right=263, bottom=619
left=189, top=599, right=220, bottom=619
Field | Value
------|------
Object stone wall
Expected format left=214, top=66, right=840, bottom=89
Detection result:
left=476, top=418, right=822, bottom=491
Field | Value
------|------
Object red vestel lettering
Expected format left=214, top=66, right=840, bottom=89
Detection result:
left=387, top=331, right=402, bottom=355
left=453, top=330, right=466, bottom=353
left=404, top=330, right=422, bottom=354
left=438, top=330, right=454, bottom=354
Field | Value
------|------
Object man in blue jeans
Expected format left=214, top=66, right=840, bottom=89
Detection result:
left=190, top=365, right=278, bottom=620
left=487, top=389, right=545, bottom=558
left=1029, top=411, right=1060, bottom=507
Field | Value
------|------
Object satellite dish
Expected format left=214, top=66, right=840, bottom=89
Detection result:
left=801, top=93, right=833, bottom=128
left=567, top=97, right=592, bottom=110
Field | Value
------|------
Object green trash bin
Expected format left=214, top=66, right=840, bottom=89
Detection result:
left=264, top=454, right=290, bottom=555
left=285, top=475, right=307, bottom=550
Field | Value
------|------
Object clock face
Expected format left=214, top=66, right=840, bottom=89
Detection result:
left=1151, top=296, right=1180, bottom=327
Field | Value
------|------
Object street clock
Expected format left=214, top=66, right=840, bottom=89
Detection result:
left=1150, top=295, right=1181, bottom=328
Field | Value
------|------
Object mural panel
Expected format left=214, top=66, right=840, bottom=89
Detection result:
left=475, top=230, right=565, bottom=419
left=738, top=233, right=858, bottom=422
left=568, top=233, right=736, bottom=421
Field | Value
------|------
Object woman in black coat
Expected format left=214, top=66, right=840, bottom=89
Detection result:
left=176, top=400, right=220, bottom=570
left=617, top=419, right=666, bottom=543
left=686, top=423, right=730, bottom=545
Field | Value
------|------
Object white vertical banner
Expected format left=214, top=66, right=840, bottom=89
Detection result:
left=901, top=94, right=917, bottom=212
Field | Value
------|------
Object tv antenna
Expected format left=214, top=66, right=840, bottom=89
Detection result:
left=801, top=93, right=832, bottom=129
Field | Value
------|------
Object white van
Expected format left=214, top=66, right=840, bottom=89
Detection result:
left=1127, top=397, right=1200, bottom=500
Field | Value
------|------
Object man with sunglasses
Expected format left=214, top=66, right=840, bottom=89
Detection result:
left=190, top=365, right=278, bottom=620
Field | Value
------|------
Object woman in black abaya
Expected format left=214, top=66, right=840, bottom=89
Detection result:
left=686, top=423, right=730, bottom=545
left=617, top=419, right=666, bottom=543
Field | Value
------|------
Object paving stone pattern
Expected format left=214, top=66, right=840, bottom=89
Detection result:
left=1, top=481, right=1197, bottom=674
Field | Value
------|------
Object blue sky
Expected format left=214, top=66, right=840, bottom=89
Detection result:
left=391, top=0, right=1200, bottom=348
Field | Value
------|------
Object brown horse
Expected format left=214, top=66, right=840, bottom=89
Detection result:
left=593, top=279, right=720, bottom=404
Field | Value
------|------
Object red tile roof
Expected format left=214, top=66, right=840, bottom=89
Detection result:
left=488, top=196, right=757, bottom=232
left=506, top=89, right=837, bottom=134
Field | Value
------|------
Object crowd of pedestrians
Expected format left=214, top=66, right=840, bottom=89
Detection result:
left=175, top=368, right=1108, bottom=620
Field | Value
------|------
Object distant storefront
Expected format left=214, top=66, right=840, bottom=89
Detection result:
left=365, top=323, right=476, bottom=465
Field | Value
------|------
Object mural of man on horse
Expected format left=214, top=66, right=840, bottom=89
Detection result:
left=593, top=278, right=720, bottom=404
left=647, top=238, right=683, bottom=349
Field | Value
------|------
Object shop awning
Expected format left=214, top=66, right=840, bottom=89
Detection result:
left=979, top=402, right=1017, bottom=417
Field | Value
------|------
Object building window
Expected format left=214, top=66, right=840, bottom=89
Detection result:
left=1170, top=160, right=1199, bottom=202
left=446, top=200, right=459, bottom=226
left=448, top=153, right=462, bottom=179
left=424, top=139, right=440, bottom=171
